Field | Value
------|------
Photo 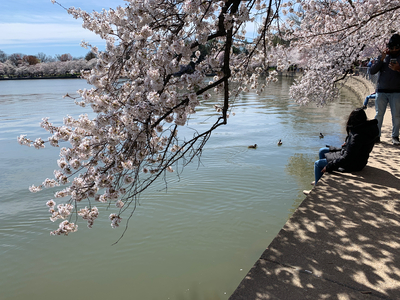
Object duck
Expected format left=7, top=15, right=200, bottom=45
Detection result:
left=248, top=144, right=257, bottom=149
left=277, top=139, right=282, bottom=146
left=319, top=133, right=324, bottom=138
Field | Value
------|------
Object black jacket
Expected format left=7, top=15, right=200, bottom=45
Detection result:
left=324, top=119, right=379, bottom=173
left=369, top=55, right=400, bottom=93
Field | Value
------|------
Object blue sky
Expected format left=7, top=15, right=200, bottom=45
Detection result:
left=0, top=0, right=126, bottom=58
left=1, top=0, right=260, bottom=59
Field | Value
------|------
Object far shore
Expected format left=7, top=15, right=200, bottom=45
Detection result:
left=0, top=75, right=82, bottom=81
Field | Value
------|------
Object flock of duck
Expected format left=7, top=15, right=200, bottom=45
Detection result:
left=248, top=133, right=324, bottom=149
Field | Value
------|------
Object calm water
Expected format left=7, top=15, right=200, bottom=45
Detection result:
left=0, top=78, right=360, bottom=300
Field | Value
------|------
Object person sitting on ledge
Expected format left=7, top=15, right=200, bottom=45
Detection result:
left=303, top=108, right=379, bottom=195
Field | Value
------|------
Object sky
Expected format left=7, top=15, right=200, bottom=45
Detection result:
left=0, top=0, right=127, bottom=59
left=1, top=0, right=260, bottom=60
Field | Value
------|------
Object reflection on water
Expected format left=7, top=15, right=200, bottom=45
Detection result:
left=0, top=77, right=361, bottom=300
left=285, top=153, right=318, bottom=214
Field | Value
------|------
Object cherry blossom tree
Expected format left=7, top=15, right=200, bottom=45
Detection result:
left=0, top=62, right=5, bottom=76
left=19, top=0, right=399, bottom=237
left=2, top=60, right=16, bottom=76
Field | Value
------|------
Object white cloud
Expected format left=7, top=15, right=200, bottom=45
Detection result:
left=0, top=22, right=103, bottom=46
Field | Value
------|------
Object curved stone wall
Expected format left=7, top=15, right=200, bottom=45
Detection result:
left=342, top=75, right=375, bottom=104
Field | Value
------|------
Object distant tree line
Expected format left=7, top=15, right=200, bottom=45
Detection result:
left=0, top=50, right=97, bottom=79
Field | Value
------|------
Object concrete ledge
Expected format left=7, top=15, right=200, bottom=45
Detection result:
left=229, top=81, right=400, bottom=299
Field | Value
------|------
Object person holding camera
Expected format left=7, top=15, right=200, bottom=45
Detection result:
left=370, top=33, right=400, bottom=145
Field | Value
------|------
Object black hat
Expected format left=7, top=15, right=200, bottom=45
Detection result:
left=388, top=34, right=400, bottom=48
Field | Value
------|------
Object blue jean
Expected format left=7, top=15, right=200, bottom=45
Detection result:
left=363, top=93, right=376, bottom=106
left=314, top=147, right=329, bottom=184
left=375, top=92, right=400, bottom=138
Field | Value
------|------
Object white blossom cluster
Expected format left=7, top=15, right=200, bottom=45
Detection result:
left=78, top=206, right=99, bottom=228
left=45, top=199, right=78, bottom=235
left=21, top=0, right=398, bottom=236
left=50, top=220, right=78, bottom=236
left=109, top=213, right=122, bottom=228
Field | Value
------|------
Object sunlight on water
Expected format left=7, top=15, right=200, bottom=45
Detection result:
left=0, top=78, right=361, bottom=300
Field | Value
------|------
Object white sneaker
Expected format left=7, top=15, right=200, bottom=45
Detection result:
left=311, top=181, right=315, bottom=186
left=303, top=190, right=311, bottom=195
left=393, top=137, right=400, bottom=145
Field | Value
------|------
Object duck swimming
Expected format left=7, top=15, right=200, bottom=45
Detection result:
left=277, top=139, right=282, bottom=146
left=248, top=144, right=257, bottom=149
left=319, top=133, right=324, bottom=138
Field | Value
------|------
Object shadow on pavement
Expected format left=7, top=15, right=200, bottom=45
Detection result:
left=230, top=142, right=400, bottom=299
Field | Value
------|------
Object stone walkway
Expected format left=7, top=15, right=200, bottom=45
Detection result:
left=229, top=83, right=400, bottom=299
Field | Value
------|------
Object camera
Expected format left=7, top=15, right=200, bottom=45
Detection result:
left=390, top=58, right=397, bottom=64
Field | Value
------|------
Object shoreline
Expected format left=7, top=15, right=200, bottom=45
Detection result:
left=0, top=75, right=81, bottom=81
left=0, top=71, right=298, bottom=81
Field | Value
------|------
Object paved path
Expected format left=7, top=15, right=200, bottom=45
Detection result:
left=230, top=96, right=400, bottom=299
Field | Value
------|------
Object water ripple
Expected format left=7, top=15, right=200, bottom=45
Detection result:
left=0, top=77, right=361, bottom=300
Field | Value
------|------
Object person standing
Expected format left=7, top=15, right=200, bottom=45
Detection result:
left=370, top=33, right=400, bottom=145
